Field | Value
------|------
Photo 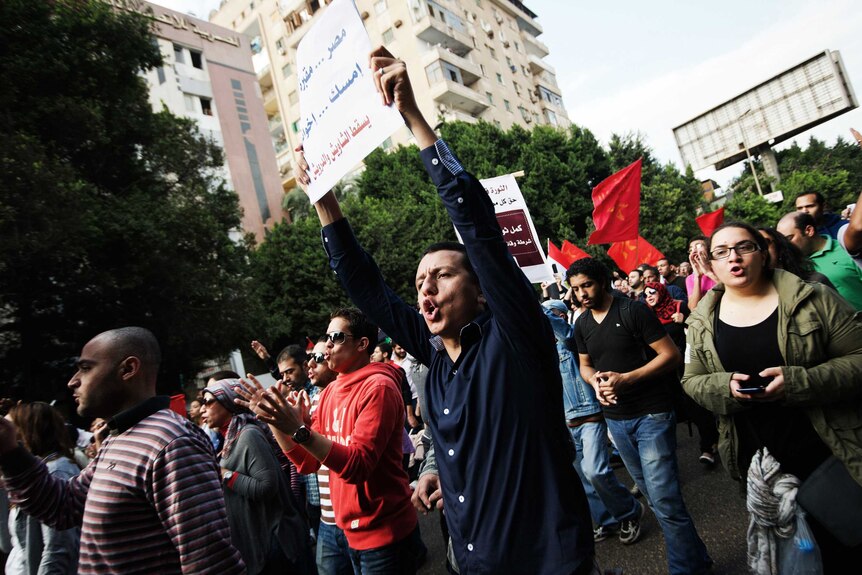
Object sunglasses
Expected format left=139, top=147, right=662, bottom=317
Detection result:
left=709, top=240, right=759, bottom=260
left=645, top=287, right=658, bottom=296
left=306, top=352, right=326, bottom=363
left=326, top=331, right=355, bottom=345
left=202, top=397, right=218, bottom=407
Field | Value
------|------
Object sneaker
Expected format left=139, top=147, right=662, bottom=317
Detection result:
left=619, top=502, right=645, bottom=545
left=593, top=525, right=618, bottom=542
left=699, top=451, right=715, bottom=465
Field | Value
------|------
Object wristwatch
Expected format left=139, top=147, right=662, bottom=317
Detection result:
left=222, top=470, right=234, bottom=484
left=292, top=425, right=311, bottom=444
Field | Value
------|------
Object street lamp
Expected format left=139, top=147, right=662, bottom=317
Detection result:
left=738, top=108, right=764, bottom=195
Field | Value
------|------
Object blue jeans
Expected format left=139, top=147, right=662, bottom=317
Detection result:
left=606, top=412, right=712, bottom=575
left=317, top=522, right=352, bottom=575
left=347, top=526, right=425, bottom=575
left=570, top=420, right=641, bottom=528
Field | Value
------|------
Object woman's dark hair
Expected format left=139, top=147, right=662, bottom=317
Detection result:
left=757, top=226, right=817, bottom=279
left=8, top=402, right=75, bottom=460
left=708, top=221, right=773, bottom=278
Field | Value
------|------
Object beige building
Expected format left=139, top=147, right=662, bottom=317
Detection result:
left=109, top=0, right=287, bottom=240
left=210, top=0, right=570, bottom=192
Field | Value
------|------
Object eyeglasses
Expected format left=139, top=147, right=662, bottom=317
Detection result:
left=202, top=397, right=218, bottom=407
left=709, top=240, right=759, bottom=260
left=644, top=287, right=658, bottom=296
left=326, top=331, right=355, bottom=345
left=306, top=352, right=326, bottom=364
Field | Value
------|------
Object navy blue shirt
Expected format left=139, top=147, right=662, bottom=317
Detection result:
left=321, top=140, right=593, bottom=574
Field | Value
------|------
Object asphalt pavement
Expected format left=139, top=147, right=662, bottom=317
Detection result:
left=416, top=422, right=750, bottom=574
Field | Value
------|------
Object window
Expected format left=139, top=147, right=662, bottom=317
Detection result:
left=282, top=63, right=293, bottom=78
left=380, top=137, right=393, bottom=150
left=504, top=99, right=511, bottom=112
left=514, top=41, right=521, bottom=53
left=291, top=120, right=299, bottom=133
left=486, top=92, right=493, bottom=105
left=200, top=97, right=213, bottom=116
left=513, top=81, right=521, bottom=95
left=496, top=72, right=503, bottom=85
left=183, top=93, right=196, bottom=112
left=173, top=44, right=185, bottom=64
left=480, top=64, right=486, bottom=76
left=190, top=49, right=203, bottom=70
left=382, top=27, right=394, bottom=44
left=288, top=91, right=299, bottom=105
left=275, top=38, right=285, bottom=53
left=489, top=47, right=496, bottom=60
left=522, top=65, right=529, bottom=76
left=546, top=109, right=558, bottom=126
left=425, top=61, right=444, bottom=84
left=374, top=0, right=386, bottom=14
left=506, top=56, right=513, bottom=68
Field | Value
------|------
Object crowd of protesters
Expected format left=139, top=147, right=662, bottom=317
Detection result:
left=1, top=48, right=861, bottom=575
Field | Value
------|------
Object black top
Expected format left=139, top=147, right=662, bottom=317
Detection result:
left=715, top=305, right=830, bottom=480
left=575, top=297, right=674, bottom=419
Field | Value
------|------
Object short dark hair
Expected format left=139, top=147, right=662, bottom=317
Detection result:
left=422, top=242, right=479, bottom=286
left=688, top=234, right=707, bottom=247
left=629, top=268, right=643, bottom=277
left=566, top=258, right=611, bottom=292
left=375, top=341, right=393, bottom=359
left=209, top=370, right=240, bottom=381
left=786, top=211, right=816, bottom=231
left=331, top=307, right=378, bottom=356
left=796, top=191, right=825, bottom=205
left=642, top=265, right=659, bottom=276
left=276, top=344, right=306, bottom=366
left=97, top=327, right=161, bottom=371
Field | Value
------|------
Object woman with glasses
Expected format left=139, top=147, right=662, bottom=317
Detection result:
left=4, top=402, right=80, bottom=575
left=682, top=221, right=862, bottom=571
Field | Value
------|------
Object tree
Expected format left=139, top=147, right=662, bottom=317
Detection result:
left=0, top=0, right=258, bottom=400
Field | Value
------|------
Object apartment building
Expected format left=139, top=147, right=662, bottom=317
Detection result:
left=210, top=0, right=570, bottom=191
left=109, top=0, right=287, bottom=239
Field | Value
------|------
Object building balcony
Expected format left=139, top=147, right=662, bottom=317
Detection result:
left=528, top=54, right=556, bottom=77
left=414, top=14, right=472, bottom=57
left=423, top=46, right=482, bottom=86
left=504, top=0, right=543, bottom=37
left=261, top=86, right=279, bottom=115
left=522, top=31, right=549, bottom=58
left=429, top=78, right=489, bottom=115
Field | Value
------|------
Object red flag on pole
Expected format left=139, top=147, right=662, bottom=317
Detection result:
left=547, top=240, right=576, bottom=272
left=588, top=158, right=642, bottom=245
left=608, top=235, right=665, bottom=274
left=561, top=240, right=591, bottom=262
left=695, top=207, right=725, bottom=237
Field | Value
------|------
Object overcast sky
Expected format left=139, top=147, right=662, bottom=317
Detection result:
left=158, top=0, right=862, bottom=188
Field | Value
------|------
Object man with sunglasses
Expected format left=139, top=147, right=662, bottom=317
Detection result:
left=245, top=308, right=425, bottom=574
left=295, top=48, right=595, bottom=574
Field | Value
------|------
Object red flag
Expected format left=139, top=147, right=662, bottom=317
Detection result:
left=561, top=240, right=591, bottom=262
left=607, top=235, right=665, bottom=274
left=695, top=207, right=725, bottom=237
left=547, top=240, right=576, bottom=272
left=588, top=158, right=642, bottom=245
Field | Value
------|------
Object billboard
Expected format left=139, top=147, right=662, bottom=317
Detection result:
left=673, top=50, right=858, bottom=171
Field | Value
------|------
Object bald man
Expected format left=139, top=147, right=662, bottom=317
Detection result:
left=0, top=327, right=244, bottom=574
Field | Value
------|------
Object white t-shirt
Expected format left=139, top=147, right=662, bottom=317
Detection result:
left=837, top=223, right=862, bottom=271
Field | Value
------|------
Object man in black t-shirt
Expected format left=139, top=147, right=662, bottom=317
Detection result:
left=567, top=258, right=712, bottom=575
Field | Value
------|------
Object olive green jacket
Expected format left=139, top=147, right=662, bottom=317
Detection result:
left=682, top=269, right=862, bottom=486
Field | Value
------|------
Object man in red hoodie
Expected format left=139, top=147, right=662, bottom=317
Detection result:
left=243, top=307, right=425, bottom=574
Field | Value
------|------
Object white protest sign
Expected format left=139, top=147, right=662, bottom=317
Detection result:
left=297, top=0, right=404, bottom=202
left=472, top=174, right=554, bottom=285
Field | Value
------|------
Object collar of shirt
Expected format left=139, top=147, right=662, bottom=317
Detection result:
left=107, top=396, right=170, bottom=435
left=428, top=310, right=490, bottom=354
left=810, top=234, right=835, bottom=259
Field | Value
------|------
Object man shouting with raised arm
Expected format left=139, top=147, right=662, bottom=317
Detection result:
left=296, top=47, right=595, bottom=575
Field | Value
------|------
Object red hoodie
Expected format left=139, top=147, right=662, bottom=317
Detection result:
left=286, top=361, right=416, bottom=550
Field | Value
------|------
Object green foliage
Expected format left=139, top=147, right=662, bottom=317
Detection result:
left=0, top=0, right=258, bottom=399
left=724, top=190, right=782, bottom=228
left=777, top=169, right=854, bottom=216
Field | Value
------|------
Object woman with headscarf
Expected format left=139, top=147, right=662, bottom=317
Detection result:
left=644, top=282, right=719, bottom=466
left=4, top=402, right=80, bottom=575
left=202, top=379, right=313, bottom=575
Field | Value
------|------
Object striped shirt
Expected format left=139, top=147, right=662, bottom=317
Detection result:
left=310, top=391, right=335, bottom=525
left=1, top=398, right=244, bottom=574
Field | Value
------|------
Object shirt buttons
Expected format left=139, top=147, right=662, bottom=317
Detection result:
left=432, top=158, right=439, bottom=165
left=467, top=543, right=474, bottom=551
left=443, top=408, right=450, bottom=415
left=457, top=197, right=464, bottom=204
left=447, top=449, right=454, bottom=456
left=458, top=495, right=465, bottom=503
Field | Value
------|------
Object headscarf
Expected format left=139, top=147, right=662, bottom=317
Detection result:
left=644, top=281, right=680, bottom=324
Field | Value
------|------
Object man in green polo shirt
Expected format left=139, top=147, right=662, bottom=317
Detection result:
left=778, top=211, right=862, bottom=310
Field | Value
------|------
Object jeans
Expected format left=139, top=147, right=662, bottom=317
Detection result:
left=317, top=522, right=352, bottom=575
left=606, top=412, right=712, bottom=575
left=347, top=526, right=426, bottom=575
left=570, top=420, right=641, bottom=528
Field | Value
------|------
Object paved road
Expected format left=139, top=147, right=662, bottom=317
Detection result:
left=417, top=422, right=750, bottom=574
